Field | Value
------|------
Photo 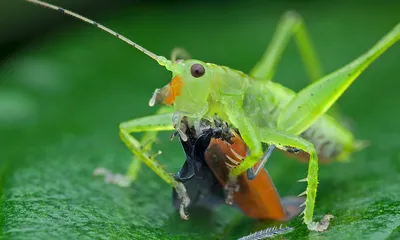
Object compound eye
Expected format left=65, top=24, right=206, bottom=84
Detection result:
left=190, top=64, right=205, bottom=78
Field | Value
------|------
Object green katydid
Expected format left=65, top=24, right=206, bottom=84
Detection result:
left=27, top=0, right=400, bottom=232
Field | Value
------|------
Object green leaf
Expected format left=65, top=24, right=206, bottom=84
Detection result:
left=1, top=2, right=400, bottom=240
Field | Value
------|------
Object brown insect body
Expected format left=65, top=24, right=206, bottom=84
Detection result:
left=174, top=120, right=304, bottom=220
left=205, top=131, right=287, bottom=220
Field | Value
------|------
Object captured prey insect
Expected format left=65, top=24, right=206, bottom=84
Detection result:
left=173, top=118, right=305, bottom=221
left=26, top=0, right=400, bottom=231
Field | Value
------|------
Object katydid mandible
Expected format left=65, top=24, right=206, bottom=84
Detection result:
left=26, top=0, right=400, bottom=231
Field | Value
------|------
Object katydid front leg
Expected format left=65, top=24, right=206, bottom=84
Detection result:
left=94, top=107, right=173, bottom=184
left=250, top=10, right=346, bottom=126
left=95, top=111, right=191, bottom=219
left=220, top=96, right=264, bottom=200
left=120, top=112, right=191, bottom=219
left=125, top=107, right=174, bottom=182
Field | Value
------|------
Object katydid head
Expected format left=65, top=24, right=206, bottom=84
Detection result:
left=150, top=59, right=213, bottom=118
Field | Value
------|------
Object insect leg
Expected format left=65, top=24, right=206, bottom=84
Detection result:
left=220, top=96, right=264, bottom=177
left=125, top=107, right=173, bottom=182
left=249, top=11, right=350, bottom=121
left=119, top=112, right=175, bottom=184
left=249, top=11, right=322, bottom=82
left=257, top=127, right=331, bottom=231
left=118, top=111, right=191, bottom=219
left=278, top=23, right=400, bottom=136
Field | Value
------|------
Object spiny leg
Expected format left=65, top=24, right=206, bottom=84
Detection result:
left=97, top=111, right=190, bottom=219
left=278, top=23, right=400, bottom=136
left=221, top=96, right=264, bottom=177
left=120, top=112, right=192, bottom=219
left=228, top=125, right=331, bottom=231
left=119, top=112, right=175, bottom=183
left=257, top=128, right=332, bottom=231
left=220, top=96, right=264, bottom=197
left=94, top=107, right=172, bottom=184
left=227, top=124, right=327, bottom=230
left=249, top=11, right=323, bottom=83
left=124, top=107, right=173, bottom=183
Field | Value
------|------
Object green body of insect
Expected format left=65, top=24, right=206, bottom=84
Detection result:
left=27, top=0, right=400, bottom=232
left=202, top=63, right=361, bottom=162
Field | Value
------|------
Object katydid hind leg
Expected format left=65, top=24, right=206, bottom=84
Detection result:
left=249, top=11, right=323, bottom=83
left=250, top=11, right=360, bottom=122
left=278, top=23, right=400, bottom=136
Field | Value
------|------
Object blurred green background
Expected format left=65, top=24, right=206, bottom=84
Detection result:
left=1, top=0, right=400, bottom=239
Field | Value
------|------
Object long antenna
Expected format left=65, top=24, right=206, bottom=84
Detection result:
left=26, top=0, right=165, bottom=63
